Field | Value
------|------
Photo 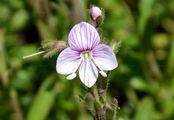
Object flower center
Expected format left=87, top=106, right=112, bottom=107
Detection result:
left=81, top=51, right=92, bottom=59
left=66, top=50, right=107, bottom=80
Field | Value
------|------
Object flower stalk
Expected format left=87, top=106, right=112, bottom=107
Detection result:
left=87, top=75, right=119, bottom=120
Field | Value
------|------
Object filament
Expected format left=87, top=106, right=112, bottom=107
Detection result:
left=66, top=58, right=83, bottom=80
left=91, top=57, right=107, bottom=77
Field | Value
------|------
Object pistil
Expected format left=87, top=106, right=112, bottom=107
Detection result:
left=81, top=51, right=92, bottom=60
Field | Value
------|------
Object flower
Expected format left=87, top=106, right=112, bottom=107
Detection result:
left=56, top=22, right=118, bottom=87
left=90, top=6, right=102, bottom=21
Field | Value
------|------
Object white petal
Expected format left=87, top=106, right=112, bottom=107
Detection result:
left=92, top=44, right=118, bottom=71
left=79, top=60, right=98, bottom=88
left=68, top=22, right=100, bottom=51
left=56, top=48, right=81, bottom=75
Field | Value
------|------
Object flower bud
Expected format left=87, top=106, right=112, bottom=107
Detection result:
left=90, top=6, right=102, bottom=21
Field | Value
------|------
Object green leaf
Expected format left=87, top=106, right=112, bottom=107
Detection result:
left=166, top=41, right=174, bottom=75
left=134, top=97, right=154, bottom=120
left=26, top=75, right=58, bottom=120
left=130, top=77, right=148, bottom=91
left=10, top=10, right=29, bottom=31
left=138, top=0, right=155, bottom=35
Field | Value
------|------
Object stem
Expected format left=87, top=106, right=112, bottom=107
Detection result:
left=0, top=30, right=8, bottom=86
left=10, top=89, right=24, bottom=120
left=97, top=76, right=108, bottom=120
left=89, top=74, right=119, bottom=120
left=89, top=75, right=109, bottom=120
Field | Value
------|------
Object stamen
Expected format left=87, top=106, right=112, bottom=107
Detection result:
left=99, top=71, right=107, bottom=77
left=81, top=51, right=91, bottom=59
left=66, top=58, right=83, bottom=80
left=23, top=51, right=45, bottom=59
left=72, top=58, right=83, bottom=73
left=91, top=57, right=107, bottom=77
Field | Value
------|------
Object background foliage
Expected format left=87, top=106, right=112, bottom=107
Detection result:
left=0, top=0, right=174, bottom=120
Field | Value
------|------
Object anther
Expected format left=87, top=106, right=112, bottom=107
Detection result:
left=66, top=58, right=82, bottom=80
left=99, top=71, right=107, bottom=77
left=91, top=57, right=107, bottom=77
left=66, top=73, right=77, bottom=80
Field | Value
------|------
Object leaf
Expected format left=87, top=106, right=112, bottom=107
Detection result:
left=138, top=0, right=155, bottom=35
left=166, top=41, right=174, bottom=75
left=26, top=75, right=58, bottom=120
left=130, top=77, right=148, bottom=91
left=134, top=97, right=154, bottom=120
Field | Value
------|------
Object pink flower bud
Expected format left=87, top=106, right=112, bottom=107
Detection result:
left=90, top=6, right=102, bottom=21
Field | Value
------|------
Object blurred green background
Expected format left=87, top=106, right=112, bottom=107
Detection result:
left=0, top=0, right=174, bottom=120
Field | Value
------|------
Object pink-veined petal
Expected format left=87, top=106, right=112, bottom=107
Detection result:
left=79, top=59, right=98, bottom=88
left=56, top=48, right=81, bottom=75
left=68, top=22, right=100, bottom=51
left=92, top=44, right=118, bottom=71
